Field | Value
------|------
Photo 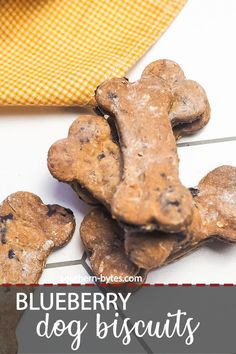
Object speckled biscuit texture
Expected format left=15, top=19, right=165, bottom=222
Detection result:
left=126, top=166, right=236, bottom=269
left=0, top=192, right=75, bottom=284
left=48, top=115, right=121, bottom=208
left=95, top=75, right=193, bottom=232
left=142, top=59, right=210, bottom=139
left=80, top=207, right=144, bottom=283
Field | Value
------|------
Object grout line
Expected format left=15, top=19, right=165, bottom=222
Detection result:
left=177, top=136, right=236, bottom=147
left=46, top=259, right=82, bottom=269
left=81, top=258, right=94, bottom=277
left=81, top=251, right=87, bottom=263
left=46, top=253, right=88, bottom=270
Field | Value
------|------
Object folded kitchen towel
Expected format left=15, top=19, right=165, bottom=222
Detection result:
left=0, top=0, right=187, bottom=106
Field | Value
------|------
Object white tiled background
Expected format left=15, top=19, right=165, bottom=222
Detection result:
left=0, top=0, right=236, bottom=284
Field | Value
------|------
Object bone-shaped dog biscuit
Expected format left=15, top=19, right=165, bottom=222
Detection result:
left=125, top=166, right=236, bottom=269
left=95, top=60, right=209, bottom=231
left=48, top=115, right=121, bottom=208
left=0, top=192, right=75, bottom=284
left=95, top=75, right=194, bottom=232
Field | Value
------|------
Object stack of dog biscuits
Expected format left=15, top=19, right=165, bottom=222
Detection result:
left=48, top=59, right=236, bottom=283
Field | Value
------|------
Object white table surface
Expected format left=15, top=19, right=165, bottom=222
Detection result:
left=1, top=0, right=236, bottom=284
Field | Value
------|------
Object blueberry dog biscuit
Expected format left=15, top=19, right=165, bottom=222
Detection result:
left=126, top=166, right=236, bottom=269
left=48, top=115, right=121, bottom=208
left=80, top=207, right=141, bottom=283
left=0, top=192, right=75, bottom=284
left=95, top=75, right=193, bottom=232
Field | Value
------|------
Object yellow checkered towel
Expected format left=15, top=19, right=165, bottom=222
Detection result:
left=0, top=0, right=186, bottom=106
